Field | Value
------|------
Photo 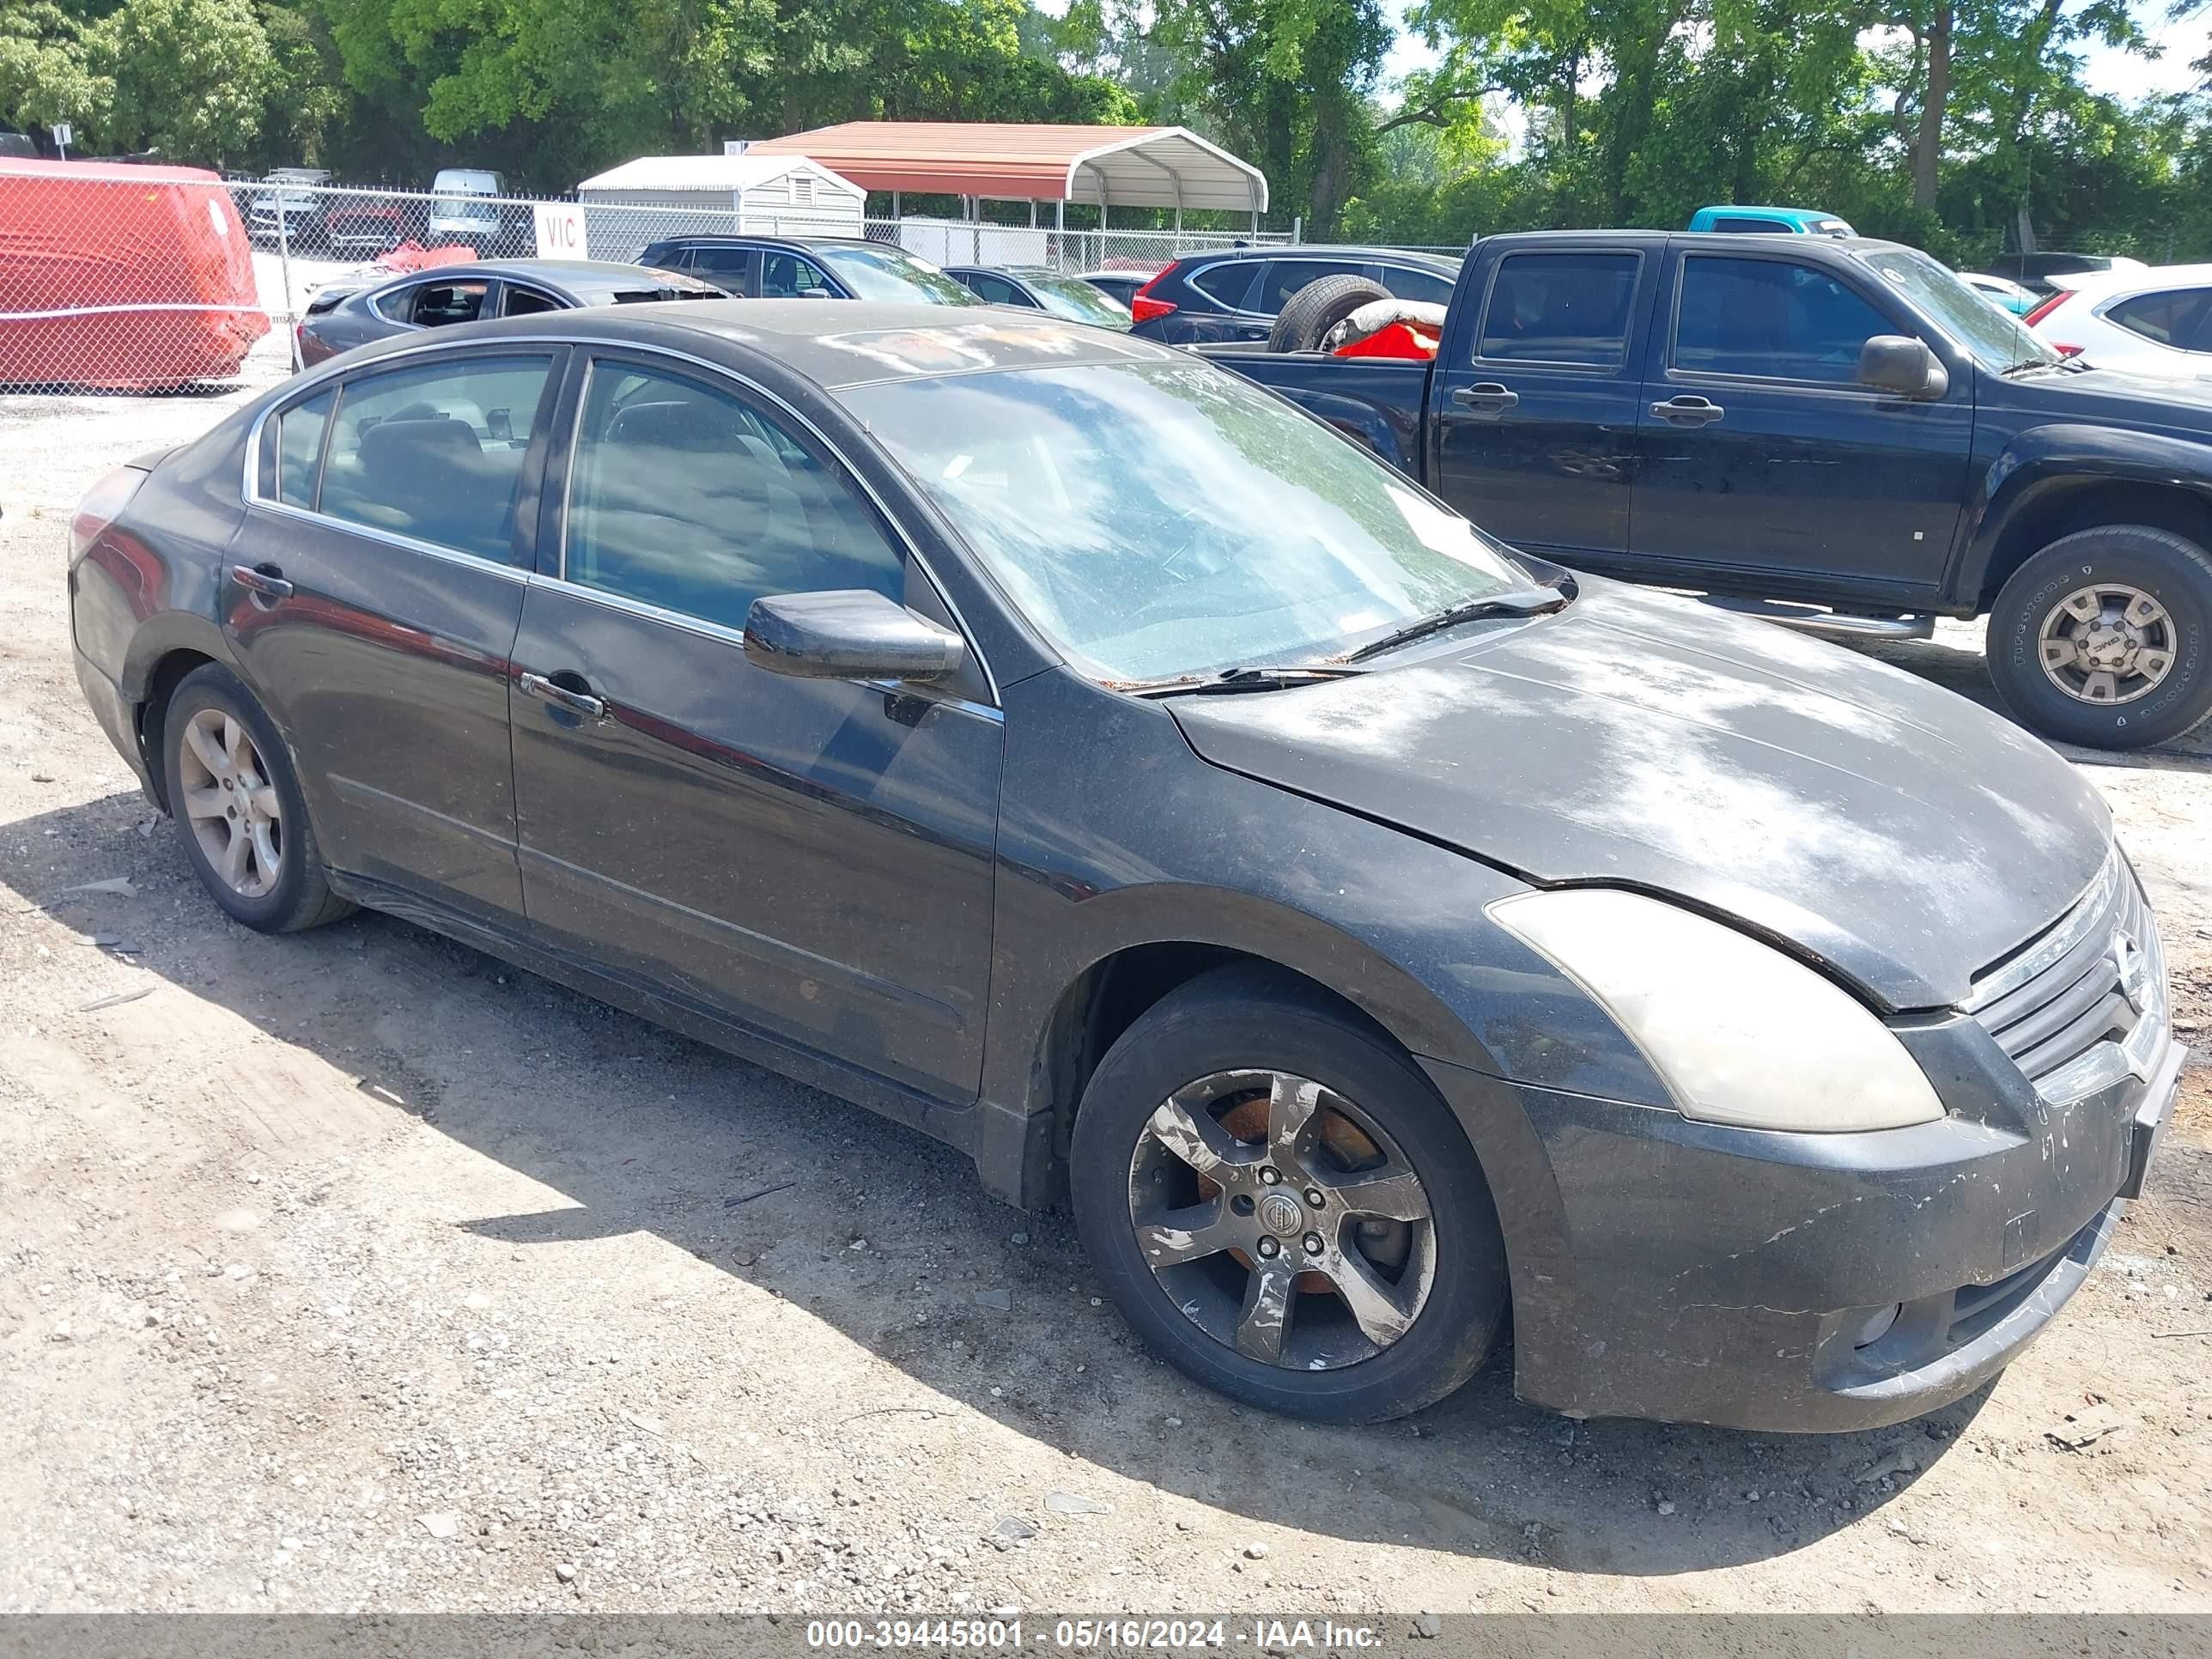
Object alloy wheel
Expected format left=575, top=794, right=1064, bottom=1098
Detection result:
left=1127, top=1068, right=1437, bottom=1371
left=2038, top=583, right=2178, bottom=705
left=178, top=708, right=283, bottom=899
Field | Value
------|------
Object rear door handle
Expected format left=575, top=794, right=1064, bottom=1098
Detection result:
left=1650, top=395, right=1725, bottom=427
left=518, top=671, right=608, bottom=722
left=1450, top=382, right=1520, bottom=418
left=230, top=563, right=293, bottom=600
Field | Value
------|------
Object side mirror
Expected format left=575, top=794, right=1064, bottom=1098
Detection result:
left=1858, top=335, right=1948, bottom=398
left=798, top=287, right=834, bottom=300
left=743, top=589, right=963, bottom=684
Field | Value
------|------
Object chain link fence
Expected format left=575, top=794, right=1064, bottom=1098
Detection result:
left=0, top=169, right=1296, bottom=395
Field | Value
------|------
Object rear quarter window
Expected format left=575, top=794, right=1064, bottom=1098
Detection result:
left=1186, top=261, right=1261, bottom=310
left=1477, top=252, right=1641, bottom=366
left=2106, top=288, right=2212, bottom=352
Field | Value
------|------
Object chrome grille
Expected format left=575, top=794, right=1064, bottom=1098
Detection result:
left=1962, top=850, right=2168, bottom=1105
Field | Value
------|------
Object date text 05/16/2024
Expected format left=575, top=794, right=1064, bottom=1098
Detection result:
left=805, top=1619, right=1387, bottom=1650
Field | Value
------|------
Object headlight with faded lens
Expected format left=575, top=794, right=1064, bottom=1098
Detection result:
left=1488, top=889, right=1945, bottom=1133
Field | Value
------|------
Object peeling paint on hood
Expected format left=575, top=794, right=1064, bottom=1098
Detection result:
left=1169, top=579, right=2112, bottom=1011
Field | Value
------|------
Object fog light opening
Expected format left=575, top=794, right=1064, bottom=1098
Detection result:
left=1853, top=1303, right=1904, bottom=1349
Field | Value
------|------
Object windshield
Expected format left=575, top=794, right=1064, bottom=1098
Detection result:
left=841, top=362, right=1530, bottom=683
left=813, top=244, right=981, bottom=306
left=1861, top=246, right=2057, bottom=371
left=1022, top=273, right=1133, bottom=329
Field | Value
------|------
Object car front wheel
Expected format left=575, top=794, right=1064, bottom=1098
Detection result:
left=1986, top=524, right=2212, bottom=750
left=1070, top=965, right=1509, bottom=1423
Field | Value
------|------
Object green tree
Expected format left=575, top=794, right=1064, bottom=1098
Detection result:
left=0, top=1, right=112, bottom=136
left=89, top=0, right=276, bottom=162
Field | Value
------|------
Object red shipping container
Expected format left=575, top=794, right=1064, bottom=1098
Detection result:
left=0, top=158, right=269, bottom=388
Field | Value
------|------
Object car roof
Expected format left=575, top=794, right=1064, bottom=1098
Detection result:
left=325, top=300, right=1184, bottom=391
left=645, top=234, right=890, bottom=252
left=2047, top=262, right=2212, bottom=298
left=1172, top=245, right=1460, bottom=270
left=374, top=259, right=717, bottom=298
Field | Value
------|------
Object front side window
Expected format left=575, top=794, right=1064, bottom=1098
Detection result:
left=963, top=272, right=1026, bottom=307
left=318, top=356, right=552, bottom=562
left=404, top=280, right=490, bottom=328
left=1673, top=256, right=1893, bottom=383
left=2106, top=288, right=2212, bottom=352
left=563, top=361, right=902, bottom=634
left=1478, top=252, right=1639, bottom=366
left=811, top=243, right=979, bottom=306
left=273, top=388, right=334, bottom=508
left=840, top=362, right=1528, bottom=684
left=761, top=252, right=831, bottom=298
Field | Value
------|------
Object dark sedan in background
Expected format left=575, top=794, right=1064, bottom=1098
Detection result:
left=1128, top=245, right=1462, bottom=343
left=635, top=234, right=980, bottom=306
left=68, top=302, right=2177, bottom=1431
left=944, top=264, right=1133, bottom=328
left=295, top=258, right=721, bottom=365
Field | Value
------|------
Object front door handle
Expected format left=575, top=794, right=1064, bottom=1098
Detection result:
left=230, top=563, right=293, bottom=600
left=1450, top=382, right=1520, bottom=418
left=1650, top=394, right=1725, bottom=427
left=518, top=671, right=608, bottom=722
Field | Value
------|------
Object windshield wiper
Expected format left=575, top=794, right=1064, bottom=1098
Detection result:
left=1127, top=664, right=1370, bottom=699
left=1344, top=586, right=1571, bottom=663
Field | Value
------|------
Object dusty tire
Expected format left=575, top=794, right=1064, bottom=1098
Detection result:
left=1267, top=274, right=1392, bottom=353
left=160, top=664, right=355, bottom=933
left=1986, top=525, right=2212, bottom=750
left=1069, top=964, right=1508, bottom=1423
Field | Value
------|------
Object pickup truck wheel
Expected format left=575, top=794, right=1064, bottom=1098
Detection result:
left=1987, top=526, right=2212, bottom=750
left=1069, top=964, right=1508, bottom=1423
left=1268, top=274, right=1392, bottom=353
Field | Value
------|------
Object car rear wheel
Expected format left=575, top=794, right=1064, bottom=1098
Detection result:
left=161, top=665, right=354, bottom=933
left=1069, top=964, right=1509, bottom=1423
left=1268, top=274, right=1392, bottom=353
left=1986, top=525, right=2212, bottom=750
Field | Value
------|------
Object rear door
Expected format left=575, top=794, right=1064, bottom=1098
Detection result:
left=1428, top=246, right=1649, bottom=559
left=1626, top=245, right=1973, bottom=599
left=507, top=349, right=1003, bottom=1099
left=228, top=348, right=561, bottom=924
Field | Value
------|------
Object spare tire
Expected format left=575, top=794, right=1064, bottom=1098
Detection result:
left=1268, top=273, right=1393, bottom=352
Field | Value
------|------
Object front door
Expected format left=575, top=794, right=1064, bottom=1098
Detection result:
left=1628, top=248, right=1973, bottom=600
left=508, top=351, right=1002, bottom=1099
left=228, top=349, right=560, bottom=922
left=1430, top=247, right=1650, bottom=559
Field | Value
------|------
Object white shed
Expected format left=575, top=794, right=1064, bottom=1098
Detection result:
left=575, top=154, right=866, bottom=260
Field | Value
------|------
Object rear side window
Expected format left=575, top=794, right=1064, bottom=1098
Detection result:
left=402, top=281, right=489, bottom=328
left=561, top=361, right=902, bottom=634
left=687, top=246, right=757, bottom=289
left=1477, top=252, right=1639, bottom=366
left=1673, top=256, right=1892, bottom=383
left=1252, top=259, right=1365, bottom=315
left=501, top=285, right=562, bottom=318
left=1376, top=264, right=1456, bottom=307
left=274, top=390, right=334, bottom=508
left=2105, top=288, right=2212, bottom=352
left=1186, top=260, right=1261, bottom=310
left=1709, top=216, right=1794, bottom=234
left=319, top=356, right=553, bottom=562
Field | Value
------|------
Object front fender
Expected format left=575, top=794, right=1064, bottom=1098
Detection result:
left=971, top=668, right=1669, bottom=1206
left=1955, top=422, right=2212, bottom=601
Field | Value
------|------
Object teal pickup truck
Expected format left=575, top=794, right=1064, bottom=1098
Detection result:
left=1688, top=204, right=1856, bottom=237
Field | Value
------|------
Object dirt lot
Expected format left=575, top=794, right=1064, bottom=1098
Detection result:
left=3, top=384, right=2210, bottom=1620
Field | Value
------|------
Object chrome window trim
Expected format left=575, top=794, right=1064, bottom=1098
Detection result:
left=1959, top=848, right=2122, bottom=1015
left=238, top=329, right=1002, bottom=708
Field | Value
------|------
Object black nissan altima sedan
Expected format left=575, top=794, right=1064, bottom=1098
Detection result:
left=68, top=301, right=2182, bottom=1429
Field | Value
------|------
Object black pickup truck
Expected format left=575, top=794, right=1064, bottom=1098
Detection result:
left=1204, top=229, right=2212, bottom=750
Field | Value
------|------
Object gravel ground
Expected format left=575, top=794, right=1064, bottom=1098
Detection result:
left=2, top=383, right=2209, bottom=1619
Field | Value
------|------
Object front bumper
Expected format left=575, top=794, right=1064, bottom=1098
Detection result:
left=1422, top=1026, right=2183, bottom=1433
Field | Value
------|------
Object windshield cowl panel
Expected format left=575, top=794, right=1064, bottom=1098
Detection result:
left=840, top=362, right=1534, bottom=685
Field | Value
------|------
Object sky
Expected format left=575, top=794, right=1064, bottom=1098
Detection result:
left=1378, top=3, right=2212, bottom=102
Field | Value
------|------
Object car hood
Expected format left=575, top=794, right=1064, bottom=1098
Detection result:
left=2008, top=361, right=2212, bottom=415
left=1169, top=580, right=2112, bottom=1011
